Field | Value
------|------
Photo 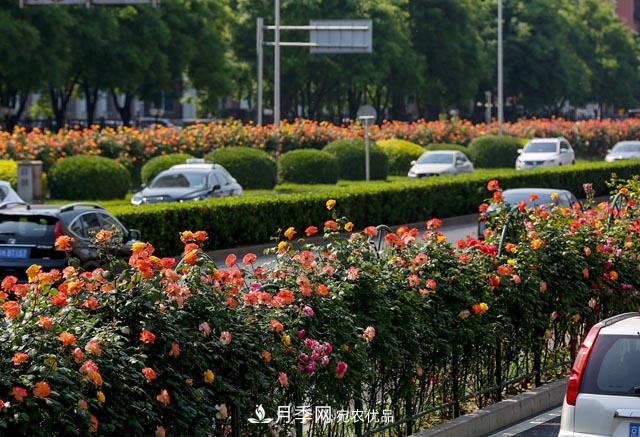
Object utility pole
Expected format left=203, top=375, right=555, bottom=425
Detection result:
left=256, top=18, right=264, bottom=126
left=497, top=0, right=504, bottom=135
left=274, top=0, right=281, bottom=129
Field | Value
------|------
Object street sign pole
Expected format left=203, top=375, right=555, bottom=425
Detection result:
left=357, top=105, right=376, bottom=182
left=274, top=0, right=281, bottom=130
left=256, top=18, right=264, bottom=126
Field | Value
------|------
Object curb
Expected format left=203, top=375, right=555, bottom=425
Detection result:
left=410, top=378, right=567, bottom=437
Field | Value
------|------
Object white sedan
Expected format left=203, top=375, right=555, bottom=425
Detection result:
left=515, top=138, right=575, bottom=170
left=605, top=141, right=640, bottom=162
left=407, top=151, right=474, bottom=178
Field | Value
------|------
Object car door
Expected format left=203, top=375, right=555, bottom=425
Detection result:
left=560, top=141, right=574, bottom=165
left=455, top=153, right=473, bottom=173
left=210, top=171, right=228, bottom=197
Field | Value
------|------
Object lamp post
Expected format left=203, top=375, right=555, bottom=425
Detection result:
left=497, top=0, right=504, bottom=135
left=274, top=0, right=281, bottom=129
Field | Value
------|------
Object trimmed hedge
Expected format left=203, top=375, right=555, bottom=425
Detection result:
left=278, top=149, right=338, bottom=184
left=468, top=135, right=522, bottom=168
left=377, top=139, right=425, bottom=175
left=49, top=155, right=130, bottom=200
left=323, top=138, right=388, bottom=180
left=140, top=153, right=192, bottom=184
left=205, top=147, right=277, bottom=189
left=110, top=160, right=640, bottom=254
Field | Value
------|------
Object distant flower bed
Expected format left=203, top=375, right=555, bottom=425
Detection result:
left=0, top=118, right=638, bottom=174
left=0, top=176, right=639, bottom=435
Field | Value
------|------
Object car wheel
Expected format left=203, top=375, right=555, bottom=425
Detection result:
left=572, top=160, right=576, bottom=165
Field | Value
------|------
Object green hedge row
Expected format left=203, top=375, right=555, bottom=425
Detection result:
left=111, top=161, right=640, bottom=254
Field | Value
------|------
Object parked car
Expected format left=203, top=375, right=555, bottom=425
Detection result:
left=515, top=138, right=575, bottom=170
left=407, top=151, right=474, bottom=178
left=131, top=161, right=243, bottom=205
left=478, top=188, right=579, bottom=239
left=0, top=181, right=24, bottom=206
left=605, top=141, right=640, bottom=162
left=0, top=203, right=141, bottom=279
left=559, top=312, right=640, bottom=437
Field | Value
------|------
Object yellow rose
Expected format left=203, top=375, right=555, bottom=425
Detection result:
left=204, top=369, right=216, bottom=384
left=282, top=334, right=291, bottom=347
left=96, top=391, right=105, bottom=403
left=344, top=222, right=354, bottom=232
left=326, top=199, right=336, bottom=210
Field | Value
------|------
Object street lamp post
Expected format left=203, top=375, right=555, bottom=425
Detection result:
left=497, top=0, right=504, bottom=135
left=274, top=0, right=281, bottom=130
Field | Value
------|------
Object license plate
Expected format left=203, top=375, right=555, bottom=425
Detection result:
left=0, top=247, right=29, bottom=259
left=630, top=422, right=640, bottom=437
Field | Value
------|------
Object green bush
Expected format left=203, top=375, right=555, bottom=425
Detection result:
left=468, top=135, right=522, bottom=168
left=377, top=139, right=425, bottom=175
left=322, top=138, right=388, bottom=180
left=49, top=155, right=131, bottom=200
left=425, top=143, right=473, bottom=161
left=278, top=149, right=338, bottom=184
left=140, top=153, right=192, bottom=184
left=0, top=160, right=17, bottom=187
left=110, top=160, right=640, bottom=254
left=205, top=147, right=276, bottom=189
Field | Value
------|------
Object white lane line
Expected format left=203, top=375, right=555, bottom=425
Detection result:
left=488, top=406, right=562, bottom=436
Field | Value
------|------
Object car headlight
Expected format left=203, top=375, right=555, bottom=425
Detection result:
left=131, top=195, right=143, bottom=205
left=408, top=170, right=417, bottom=177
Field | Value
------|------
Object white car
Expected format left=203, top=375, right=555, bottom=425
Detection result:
left=559, top=312, right=640, bottom=437
left=515, top=138, right=575, bottom=170
left=407, top=151, right=474, bottom=178
left=605, top=141, right=640, bottom=162
left=0, top=181, right=25, bottom=207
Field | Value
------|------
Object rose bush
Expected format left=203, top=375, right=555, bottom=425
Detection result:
left=1, top=177, right=640, bottom=435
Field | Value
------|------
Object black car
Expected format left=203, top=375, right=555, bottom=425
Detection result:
left=0, top=202, right=140, bottom=279
left=478, top=188, right=579, bottom=239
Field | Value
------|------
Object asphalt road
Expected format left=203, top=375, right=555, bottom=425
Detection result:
left=207, top=214, right=479, bottom=267
left=488, top=407, right=561, bottom=437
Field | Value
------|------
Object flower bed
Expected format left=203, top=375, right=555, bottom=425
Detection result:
left=0, top=173, right=640, bottom=435
left=110, top=160, right=640, bottom=254
left=2, top=118, right=640, bottom=175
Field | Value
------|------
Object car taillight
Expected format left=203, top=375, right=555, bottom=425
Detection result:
left=566, top=325, right=602, bottom=405
left=53, top=221, right=63, bottom=241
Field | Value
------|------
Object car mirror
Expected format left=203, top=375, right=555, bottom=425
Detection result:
left=560, top=149, right=567, bottom=154
left=410, top=160, right=417, bottom=166
left=128, top=229, right=142, bottom=241
left=607, top=149, right=612, bottom=153
left=517, top=149, right=523, bottom=154
left=455, top=160, right=464, bottom=166
left=140, top=183, right=146, bottom=189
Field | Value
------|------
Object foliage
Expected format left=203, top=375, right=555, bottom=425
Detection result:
left=377, top=139, right=425, bottom=175
left=322, top=138, right=388, bottom=181
left=2, top=176, right=640, bottom=435
left=109, top=160, right=640, bottom=254
left=205, top=147, right=277, bottom=189
left=0, top=160, right=17, bottom=187
left=49, top=155, right=130, bottom=200
left=140, top=153, right=192, bottom=184
left=277, top=149, right=338, bottom=184
left=468, top=135, right=522, bottom=168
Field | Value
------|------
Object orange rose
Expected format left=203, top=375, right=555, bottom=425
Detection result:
left=2, top=301, right=20, bottom=319
left=12, top=352, right=28, bottom=365
left=95, top=229, right=113, bottom=242
left=139, top=329, right=156, bottom=344
left=142, top=367, right=157, bottom=382
left=269, top=319, right=284, bottom=332
left=59, top=331, right=77, bottom=346
left=55, top=235, right=74, bottom=251
left=284, top=227, right=296, bottom=240
left=33, top=381, right=51, bottom=398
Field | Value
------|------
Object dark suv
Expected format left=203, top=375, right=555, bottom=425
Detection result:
left=0, top=202, right=140, bottom=279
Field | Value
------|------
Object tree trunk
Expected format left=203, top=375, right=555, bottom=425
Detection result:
left=82, top=81, right=100, bottom=126
left=48, top=80, right=76, bottom=131
left=111, top=90, right=133, bottom=126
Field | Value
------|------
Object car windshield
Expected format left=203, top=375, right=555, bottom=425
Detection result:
left=581, top=335, right=640, bottom=397
left=417, top=153, right=454, bottom=164
left=0, top=214, right=57, bottom=244
left=612, top=142, right=640, bottom=153
left=150, top=172, right=208, bottom=189
left=524, top=142, right=557, bottom=153
left=502, top=191, right=565, bottom=206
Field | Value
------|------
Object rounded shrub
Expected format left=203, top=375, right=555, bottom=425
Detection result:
left=377, top=139, right=425, bottom=175
left=141, top=153, right=192, bottom=184
left=322, top=138, right=388, bottom=180
left=468, top=135, right=522, bottom=168
left=278, top=149, right=338, bottom=184
left=425, top=143, right=474, bottom=161
left=205, top=147, right=277, bottom=189
left=49, top=155, right=131, bottom=200
left=0, top=160, right=18, bottom=187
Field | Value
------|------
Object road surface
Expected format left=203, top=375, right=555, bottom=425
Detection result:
left=207, top=214, right=479, bottom=267
left=488, top=406, right=561, bottom=437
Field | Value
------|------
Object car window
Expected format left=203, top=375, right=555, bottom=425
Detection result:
left=75, top=213, right=102, bottom=239
left=560, top=142, right=569, bottom=151
left=211, top=172, right=224, bottom=186
left=613, top=142, right=640, bottom=152
left=525, top=142, right=558, bottom=153
left=582, top=335, right=640, bottom=396
left=0, top=214, right=57, bottom=243
left=151, top=172, right=208, bottom=189
left=417, top=153, right=454, bottom=164
left=97, top=213, right=126, bottom=236
left=0, top=188, right=7, bottom=202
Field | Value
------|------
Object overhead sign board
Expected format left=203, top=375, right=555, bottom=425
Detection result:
left=309, top=19, right=372, bottom=54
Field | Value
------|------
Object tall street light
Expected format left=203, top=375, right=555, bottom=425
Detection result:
left=497, top=0, right=504, bottom=135
left=274, top=0, right=281, bottom=129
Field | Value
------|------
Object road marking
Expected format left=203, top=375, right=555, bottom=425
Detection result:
left=487, top=406, right=562, bottom=436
